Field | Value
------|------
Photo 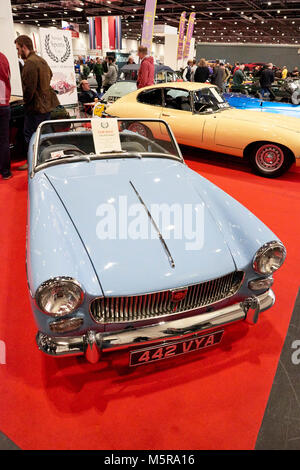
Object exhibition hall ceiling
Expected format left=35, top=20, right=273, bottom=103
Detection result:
left=11, top=0, right=300, bottom=45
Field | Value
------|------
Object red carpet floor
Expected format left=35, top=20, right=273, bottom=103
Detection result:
left=0, top=154, right=299, bottom=450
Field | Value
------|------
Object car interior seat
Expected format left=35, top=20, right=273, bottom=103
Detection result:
left=39, top=144, right=85, bottom=163
left=121, top=141, right=146, bottom=153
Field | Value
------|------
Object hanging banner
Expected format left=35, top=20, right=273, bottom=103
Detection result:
left=39, top=28, right=77, bottom=105
left=88, top=17, right=96, bottom=49
left=141, top=0, right=157, bottom=54
left=89, top=16, right=122, bottom=51
left=177, top=11, right=186, bottom=61
left=183, top=12, right=196, bottom=59
left=95, top=17, right=102, bottom=50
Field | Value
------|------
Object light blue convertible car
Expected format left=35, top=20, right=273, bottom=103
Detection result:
left=26, top=118, right=286, bottom=366
left=224, top=92, right=300, bottom=118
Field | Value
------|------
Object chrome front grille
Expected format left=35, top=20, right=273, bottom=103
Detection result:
left=90, top=271, right=244, bottom=324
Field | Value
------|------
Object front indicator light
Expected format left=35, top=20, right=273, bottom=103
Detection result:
left=253, top=241, right=286, bottom=275
left=49, top=317, right=84, bottom=333
left=248, top=277, right=274, bottom=291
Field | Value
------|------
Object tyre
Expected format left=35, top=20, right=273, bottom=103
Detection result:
left=126, top=121, right=152, bottom=139
left=291, top=89, right=300, bottom=105
left=249, top=142, right=293, bottom=178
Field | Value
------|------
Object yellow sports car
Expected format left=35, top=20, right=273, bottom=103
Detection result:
left=106, top=82, right=300, bottom=178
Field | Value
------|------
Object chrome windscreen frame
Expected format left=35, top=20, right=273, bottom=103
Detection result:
left=30, top=117, right=184, bottom=178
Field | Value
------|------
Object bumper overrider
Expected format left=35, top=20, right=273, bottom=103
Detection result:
left=36, top=290, right=275, bottom=363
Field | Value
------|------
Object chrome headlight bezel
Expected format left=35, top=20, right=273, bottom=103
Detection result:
left=35, top=277, right=84, bottom=317
left=253, top=241, right=286, bottom=275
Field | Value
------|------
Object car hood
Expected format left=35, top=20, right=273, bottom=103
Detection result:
left=44, top=158, right=236, bottom=296
left=221, top=107, right=300, bottom=132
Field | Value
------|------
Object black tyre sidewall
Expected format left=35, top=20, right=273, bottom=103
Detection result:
left=249, top=142, right=293, bottom=178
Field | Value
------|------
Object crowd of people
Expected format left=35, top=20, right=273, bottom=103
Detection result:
left=182, top=59, right=231, bottom=92
left=77, top=45, right=155, bottom=107
left=0, top=40, right=156, bottom=180
left=182, top=58, right=300, bottom=97
left=2, top=33, right=300, bottom=183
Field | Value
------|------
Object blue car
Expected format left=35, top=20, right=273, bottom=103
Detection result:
left=224, top=92, right=300, bottom=118
left=26, top=118, right=286, bottom=366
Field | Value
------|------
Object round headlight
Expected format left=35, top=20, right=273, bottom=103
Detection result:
left=253, top=241, right=286, bottom=275
left=35, top=277, right=84, bottom=317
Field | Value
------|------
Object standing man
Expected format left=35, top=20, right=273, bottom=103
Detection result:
left=93, top=57, right=103, bottom=94
left=190, top=59, right=197, bottom=81
left=182, top=60, right=193, bottom=81
left=15, top=35, right=59, bottom=170
left=0, top=51, right=12, bottom=180
left=102, top=56, right=118, bottom=93
left=211, top=60, right=225, bottom=91
left=136, top=46, right=155, bottom=89
left=259, top=63, right=275, bottom=99
left=231, top=63, right=246, bottom=91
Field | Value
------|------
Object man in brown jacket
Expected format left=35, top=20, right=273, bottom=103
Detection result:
left=15, top=35, right=59, bottom=170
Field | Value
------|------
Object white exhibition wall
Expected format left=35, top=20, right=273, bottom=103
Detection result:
left=1, top=0, right=22, bottom=95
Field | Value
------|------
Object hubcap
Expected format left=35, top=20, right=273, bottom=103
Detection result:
left=128, top=123, right=147, bottom=137
left=255, top=144, right=284, bottom=172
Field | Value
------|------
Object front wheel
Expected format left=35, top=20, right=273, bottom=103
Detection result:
left=126, top=121, right=152, bottom=139
left=249, top=142, right=293, bottom=178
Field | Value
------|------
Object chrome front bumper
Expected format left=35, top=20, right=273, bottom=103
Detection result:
left=36, top=290, right=275, bottom=363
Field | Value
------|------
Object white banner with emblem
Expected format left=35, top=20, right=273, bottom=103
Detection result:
left=39, top=27, right=77, bottom=106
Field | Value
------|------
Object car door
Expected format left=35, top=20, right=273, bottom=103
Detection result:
left=159, top=87, right=207, bottom=147
left=135, top=88, right=164, bottom=119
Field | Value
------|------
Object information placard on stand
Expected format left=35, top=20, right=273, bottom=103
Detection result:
left=39, top=28, right=78, bottom=106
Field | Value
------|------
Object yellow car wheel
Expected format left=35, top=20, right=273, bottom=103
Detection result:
left=127, top=122, right=152, bottom=139
left=249, top=142, right=293, bottom=178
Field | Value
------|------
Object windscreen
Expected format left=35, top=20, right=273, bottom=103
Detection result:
left=193, top=87, right=230, bottom=112
left=35, top=118, right=181, bottom=169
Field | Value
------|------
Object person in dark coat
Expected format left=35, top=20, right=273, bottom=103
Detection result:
left=78, top=80, right=98, bottom=103
left=93, top=57, right=104, bottom=94
left=211, top=60, right=225, bottom=91
left=15, top=35, right=60, bottom=170
left=259, top=63, right=275, bottom=99
left=0, top=51, right=12, bottom=179
left=194, top=58, right=210, bottom=83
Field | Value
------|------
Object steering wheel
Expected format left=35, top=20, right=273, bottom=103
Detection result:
left=194, top=102, right=212, bottom=113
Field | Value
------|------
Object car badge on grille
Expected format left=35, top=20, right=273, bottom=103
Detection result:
left=170, top=288, right=188, bottom=311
